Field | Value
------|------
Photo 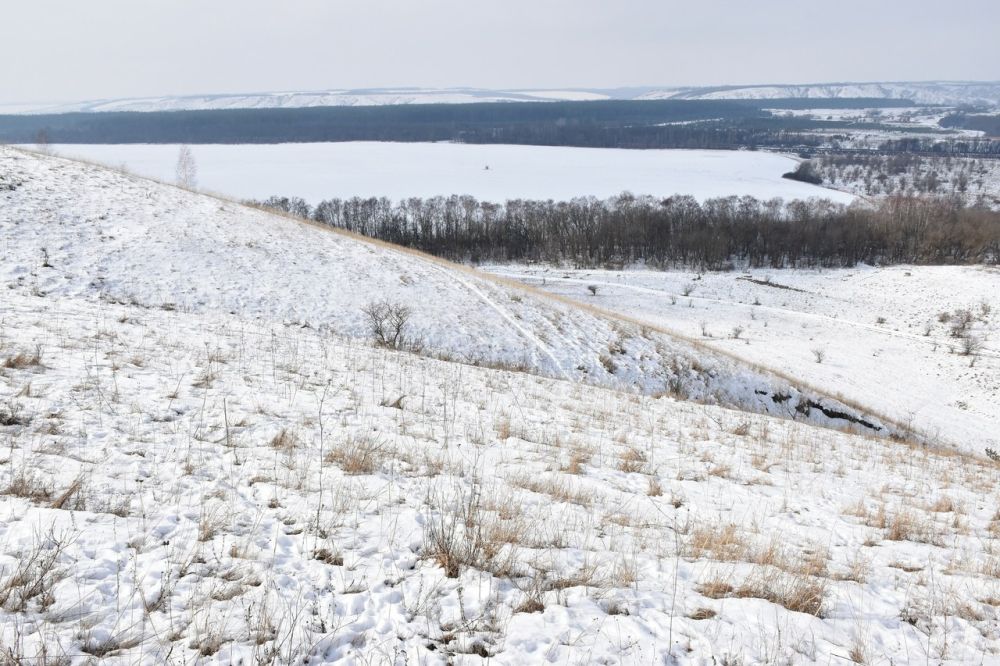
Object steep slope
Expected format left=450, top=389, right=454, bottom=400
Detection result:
left=0, top=147, right=896, bottom=437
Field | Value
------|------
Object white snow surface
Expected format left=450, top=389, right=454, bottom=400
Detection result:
left=0, top=147, right=887, bottom=436
left=38, top=142, right=855, bottom=205
left=486, top=265, right=1000, bottom=454
left=3, top=288, right=999, bottom=663
left=2, top=146, right=1000, bottom=664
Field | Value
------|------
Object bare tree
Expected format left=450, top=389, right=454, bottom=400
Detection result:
left=34, top=129, right=52, bottom=155
left=362, top=301, right=411, bottom=349
left=175, top=145, right=198, bottom=189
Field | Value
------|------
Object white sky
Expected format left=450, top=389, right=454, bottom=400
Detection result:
left=2, top=0, right=998, bottom=104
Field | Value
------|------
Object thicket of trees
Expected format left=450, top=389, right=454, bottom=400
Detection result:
left=2, top=99, right=977, bottom=154
left=940, top=113, right=1000, bottom=138
left=251, top=194, right=1000, bottom=269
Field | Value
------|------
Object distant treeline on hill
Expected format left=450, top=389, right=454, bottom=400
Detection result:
left=1, top=98, right=972, bottom=153
left=250, top=194, right=1000, bottom=269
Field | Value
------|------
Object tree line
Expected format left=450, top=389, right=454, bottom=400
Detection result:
left=250, top=194, right=1000, bottom=269
left=5, top=99, right=989, bottom=155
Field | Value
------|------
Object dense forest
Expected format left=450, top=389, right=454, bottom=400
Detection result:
left=0, top=98, right=963, bottom=153
left=250, top=194, right=1000, bottom=269
left=940, top=113, right=1000, bottom=138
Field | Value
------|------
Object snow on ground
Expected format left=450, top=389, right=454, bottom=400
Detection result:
left=3, top=145, right=1000, bottom=665
left=38, top=142, right=856, bottom=205
left=0, top=146, right=895, bottom=437
left=3, top=285, right=1000, bottom=664
left=486, top=265, right=1000, bottom=454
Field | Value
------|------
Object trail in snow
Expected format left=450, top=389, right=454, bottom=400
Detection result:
left=419, top=261, right=570, bottom=380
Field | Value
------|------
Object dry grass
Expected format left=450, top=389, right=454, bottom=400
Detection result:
left=688, top=607, right=717, bottom=620
left=3, top=346, right=43, bottom=370
left=617, top=447, right=647, bottom=474
left=686, top=523, right=746, bottom=561
left=507, top=473, right=594, bottom=507
left=269, top=428, right=298, bottom=450
left=734, top=567, right=828, bottom=617
left=0, top=532, right=69, bottom=613
left=325, top=434, right=389, bottom=475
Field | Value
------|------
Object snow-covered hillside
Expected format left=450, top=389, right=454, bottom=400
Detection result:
left=487, top=265, right=1000, bottom=454
left=0, top=147, right=888, bottom=434
left=4, top=88, right=613, bottom=114
left=3, top=146, right=1000, bottom=664
left=7, top=81, right=998, bottom=114
left=640, top=81, right=1000, bottom=107
left=42, top=143, right=856, bottom=205
left=3, top=260, right=1000, bottom=663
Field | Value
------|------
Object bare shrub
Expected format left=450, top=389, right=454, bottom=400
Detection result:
left=960, top=334, right=983, bottom=356
left=422, top=485, right=523, bottom=578
left=811, top=348, right=826, bottom=364
left=0, top=530, right=70, bottom=613
left=950, top=309, right=974, bottom=338
left=0, top=401, right=30, bottom=427
left=362, top=301, right=412, bottom=349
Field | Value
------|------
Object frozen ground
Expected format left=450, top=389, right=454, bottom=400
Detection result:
left=486, top=265, right=1000, bottom=454
left=4, top=288, right=1000, bottom=664
left=3, top=147, right=999, bottom=664
left=37, top=142, right=855, bottom=205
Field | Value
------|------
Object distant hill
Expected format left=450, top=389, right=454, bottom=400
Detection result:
left=6, top=81, right=997, bottom=114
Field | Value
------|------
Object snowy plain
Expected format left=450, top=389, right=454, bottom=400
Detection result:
left=38, top=142, right=856, bottom=205
left=3, top=147, right=1000, bottom=664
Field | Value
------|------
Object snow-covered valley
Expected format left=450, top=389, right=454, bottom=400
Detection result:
left=2, top=147, right=1000, bottom=664
left=487, top=265, right=1000, bottom=455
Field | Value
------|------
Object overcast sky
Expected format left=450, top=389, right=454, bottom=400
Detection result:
left=3, top=0, right=998, bottom=104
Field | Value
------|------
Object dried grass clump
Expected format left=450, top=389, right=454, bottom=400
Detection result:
left=423, top=487, right=526, bottom=579
left=686, top=523, right=746, bottom=561
left=0, top=532, right=69, bottom=613
left=617, top=447, right=647, bottom=474
left=3, top=346, right=43, bottom=370
left=325, top=434, right=389, bottom=475
left=269, top=428, right=298, bottom=450
left=4, top=468, right=53, bottom=503
left=735, top=568, right=828, bottom=617
left=507, top=473, right=594, bottom=507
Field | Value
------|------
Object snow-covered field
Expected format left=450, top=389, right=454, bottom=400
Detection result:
left=6, top=287, right=1000, bottom=663
left=38, top=142, right=855, bottom=204
left=486, top=265, right=1000, bottom=455
left=3, top=148, right=1000, bottom=664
